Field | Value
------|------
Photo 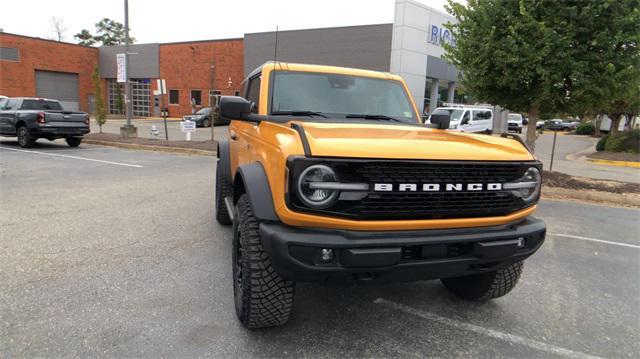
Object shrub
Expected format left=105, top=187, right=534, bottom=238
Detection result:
left=604, top=129, right=640, bottom=153
left=575, top=123, right=595, bottom=135
left=596, top=135, right=609, bottom=151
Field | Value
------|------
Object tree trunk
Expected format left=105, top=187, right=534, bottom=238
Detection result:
left=99, top=124, right=102, bottom=134
left=526, top=103, right=539, bottom=152
left=594, top=114, right=602, bottom=137
left=610, top=114, right=622, bottom=135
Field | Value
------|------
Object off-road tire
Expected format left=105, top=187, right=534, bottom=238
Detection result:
left=66, top=137, right=82, bottom=147
left=215, top=160, right=233, bottom=225
left=17, top=126, right=36, bottom=148
left=233, top=194, right=295, bottom=329
left=441, top=261, right=524, bottom=301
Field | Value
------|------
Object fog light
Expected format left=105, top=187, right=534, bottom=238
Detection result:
left=320, top=248, right=335, bottom=263
left=516, top=237, right=526, bottom=248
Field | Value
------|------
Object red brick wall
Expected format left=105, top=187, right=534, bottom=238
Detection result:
left=0, top=33, right=98, bottom=112
left=159, top=39, right=243, bottom=118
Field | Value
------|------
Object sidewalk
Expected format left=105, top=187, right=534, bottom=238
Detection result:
left=534, top=132, right=640, bottom=183
left=91, top=118, right=228, bottom=143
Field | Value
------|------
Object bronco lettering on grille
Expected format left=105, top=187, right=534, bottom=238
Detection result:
left=373, top=183, right=503, bottom=192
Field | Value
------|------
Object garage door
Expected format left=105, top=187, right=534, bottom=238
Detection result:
left=35, top=70, right=79, bottom=111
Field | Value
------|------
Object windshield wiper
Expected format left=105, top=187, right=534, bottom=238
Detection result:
left=271, top=111, right=327, bottom=118
left=345, top=114, right=403, bottom=122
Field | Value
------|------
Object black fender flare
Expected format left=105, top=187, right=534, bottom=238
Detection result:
left=217, top=139, right=232, bottom=184
left=234, top=162, right=279, bottom=222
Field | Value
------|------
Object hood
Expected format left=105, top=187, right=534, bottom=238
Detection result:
left=295, top=122, right=534, bottom=161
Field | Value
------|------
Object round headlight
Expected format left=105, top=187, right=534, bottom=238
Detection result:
left=296, top=165, right=339, bottom=209
left=504, top=167, right=541, bottom=203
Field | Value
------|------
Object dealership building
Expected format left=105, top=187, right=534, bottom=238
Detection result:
left=0, top=0, right=458, bottom=118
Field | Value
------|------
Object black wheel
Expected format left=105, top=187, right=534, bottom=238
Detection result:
left=17, top=126, right=35, bottom=148
left=484, top=129, right=493, bottom=135
left=441, top=261, right=524, bottom=301
left=233, top=194, right=295, bottom=329
left=215, top=160, right=233, bottom=225
left=203, top=118, right=211, bottom=127
left=66, top=137, right=82, bottom=147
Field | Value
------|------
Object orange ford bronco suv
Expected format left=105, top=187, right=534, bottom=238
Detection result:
left=215, top=62, right=545, bottom=329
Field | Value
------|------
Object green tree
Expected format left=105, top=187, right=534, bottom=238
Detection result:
left=445, top=0, right=589, bottom=149
left=74, top=18, right=135, bottom=46
left=91, top=67, right=107, bottom=133
left=114, top=83, right=124, bottom=115
left=568, top=0, right=640, bottom=135
left=74, top=29, right=96, bottom=46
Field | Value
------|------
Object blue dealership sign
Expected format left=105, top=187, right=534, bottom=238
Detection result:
left=428, top=24, right=456, bottom=48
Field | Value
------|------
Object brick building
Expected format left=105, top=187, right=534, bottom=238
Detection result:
left=159, top=39, right=243, bottom=116
left=0, top=33, right=98, bottom=112
left=1, top=32, right=243, bottom=118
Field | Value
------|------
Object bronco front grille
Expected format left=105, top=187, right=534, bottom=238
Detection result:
left=287, top=158, right=538, bottom=220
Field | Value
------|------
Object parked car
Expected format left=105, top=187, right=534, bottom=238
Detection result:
left=426, top=105, right=494, bottom=134
left=182, top=107, right=229, bottom=127
left=507, top=113, right=524, bottom=133
left=547, top=119, right=578, bottom=131
left=536, top=120, right=545, bottom=130
left=0, top=97, right=89, bottom=148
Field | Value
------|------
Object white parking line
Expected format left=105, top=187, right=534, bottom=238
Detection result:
left=374, top=298, right=600, bottom=359
left=0, top=147, right=143, bottom=168
left=549, top=232, right=640, bottom=249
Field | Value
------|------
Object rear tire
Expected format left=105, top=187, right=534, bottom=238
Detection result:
left=233, top=194, right=295, bottom=329
left=17, top=126, right=35, bottom=148
left=441, top=261, right=524, bottom=301
left=215, top=160, right=233, bottom=225
left=66, top=137, right=82, bottom=147
left=203, top=118, right=211, bottom=127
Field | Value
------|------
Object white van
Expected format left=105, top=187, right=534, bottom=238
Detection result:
left=427, top=105, right=494, bottom=133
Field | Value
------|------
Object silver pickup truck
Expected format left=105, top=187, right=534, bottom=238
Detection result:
left=0, top=97, right=90, bottom=148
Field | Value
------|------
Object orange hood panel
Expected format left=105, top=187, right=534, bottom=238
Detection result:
left=296, top=122, right=535, bottom=161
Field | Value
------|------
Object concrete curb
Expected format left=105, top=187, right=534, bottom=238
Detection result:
left=84, top=140, right=216, bottom=156
left=586, top=158, right=640, bottom=168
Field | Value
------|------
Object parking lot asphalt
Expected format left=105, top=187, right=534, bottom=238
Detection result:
left=1, top=139, right=639, bottom=358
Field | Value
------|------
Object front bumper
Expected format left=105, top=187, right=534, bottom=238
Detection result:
left=260, top=217, right=546, bottom=282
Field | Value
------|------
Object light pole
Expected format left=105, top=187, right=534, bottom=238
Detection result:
left=121, top=0, right=137, bottom=138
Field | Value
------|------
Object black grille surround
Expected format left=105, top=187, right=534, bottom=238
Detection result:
left=287, top=157, right=541, bottom=221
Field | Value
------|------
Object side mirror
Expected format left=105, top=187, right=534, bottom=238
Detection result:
left=219, top=96, right=253, bottom=121
left=429, top=110, right=451, bottom=130
left=461, top=117, right=470, bottom=125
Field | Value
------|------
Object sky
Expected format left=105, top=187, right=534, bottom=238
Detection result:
left=1, top=0, right=453, bottom=44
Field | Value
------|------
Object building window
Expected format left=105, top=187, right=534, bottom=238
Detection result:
left=234, top=91, right=240, bottom=96
left=131, top=80, right=151, bottom=117
left=209, top=90, right=221, bottom=106
left=108, top=79, right=150, bottom=117
left=0, top=47, right=19, bottom=62
left=169, top=89, right=179, bottom=105
left=108, top=80, right=125, bottom=115
left=190, top=90, right=202, bottom=106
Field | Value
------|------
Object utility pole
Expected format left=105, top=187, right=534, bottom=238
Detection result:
left=210, top=63, right=216, bottom=141
left=121, top=0, right=137, bottom=138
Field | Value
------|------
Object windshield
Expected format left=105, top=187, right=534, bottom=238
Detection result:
left=270, top=72, right=418, bottom=123
left=196, top=107, right=211, bottom=115
left=21, top=99, right=63, bottom=111
left=508, top=114, right=521, bottom=121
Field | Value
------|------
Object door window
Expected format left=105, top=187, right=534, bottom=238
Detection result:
left=245, top=75, right=261, bottom=112
left=461, top=111, right=470, bottom=125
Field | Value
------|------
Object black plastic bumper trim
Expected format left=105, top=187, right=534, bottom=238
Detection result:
left=259, top=217, right=546, bottom=282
